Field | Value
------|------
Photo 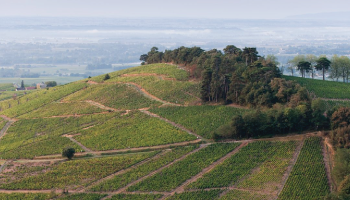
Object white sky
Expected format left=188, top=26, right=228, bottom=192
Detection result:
left=0, top=0, right=350, bottom=19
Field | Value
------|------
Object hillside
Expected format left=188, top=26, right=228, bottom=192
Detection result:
left=0, top=64, right=336, bottom=199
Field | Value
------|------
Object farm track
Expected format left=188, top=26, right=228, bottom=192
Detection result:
left=319, top=98, right=350, bottom=102
left=33, top=139, right=203, bottom=160
left=275, top=138, right=305, bottom=199
left=322, top=139, right=336, bottom=192
left=140, top=109, right=206, bottom=142
left=100, top=144, right=210, bottom=200
left=0, top=116, right=16, bottom=141
left=161, top=142, right=249, bottom=200
left=87, top=80, right=183, bottom=106
left=80, top=150, right=170, bottom=192
left=0, top=160, right=12, bottom=173
left=62, top=134, right=93, bottom=153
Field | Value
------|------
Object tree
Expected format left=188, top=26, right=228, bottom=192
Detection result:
left=288, top=55, right=305, bottom=77
left=223, top=45, right=241, bottom=56
left=242, top=47, right=258, bottom=66
left=139, top=54, right=148, bottom=62
left=45, top=81, right=57, bottom=87
left=330, top=55, right=341, bottom=81
left=306, top=54, right=317, bottom=79
left=265, top=55, right=280, bottom=66
left=21, top=80, right=24, bottom=89
left=297, top=61, right=312, bottom=78
left=62, top=147, right=75, bottom=160
left=104, top=73, right=110, bottom=81
left=316, top=56, right=331, bottom=81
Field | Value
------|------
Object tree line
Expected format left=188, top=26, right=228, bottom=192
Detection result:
left=288, top=54, right=350, bottom=82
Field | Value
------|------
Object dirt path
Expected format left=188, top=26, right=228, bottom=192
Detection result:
left=34, top=139, right=202, bottom=159
left=100, top=144, right=210, bottom=200
left=275, top=139, right=305, bottom=199
left=0, top=116, right=16, bottom=141
left=226, top=103, right=249, bottom=109
left=322, top=138, right=336, bottom=192
left=140, top=110, right=206, bottom=141
left=85, top=100, right=117, bottom=111
left=62, top=134, right=93, bottom=153
left=121, top=73, right=176, bottom=81
left=162, top=142, right=248, bottom=199
left=0, top=160, right=12, bottom=173
left=319, top=98, right=350, bottom=102
left=81, top=150, right=170, bottom=192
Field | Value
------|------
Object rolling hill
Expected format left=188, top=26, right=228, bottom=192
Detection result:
left=0, top=64, right=337, bottom=199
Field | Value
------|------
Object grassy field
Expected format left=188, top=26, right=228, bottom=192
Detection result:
left=63, top=83, right=162, bottom=110
left=279, top=137, right=329, bottom=199
left=283, top=75, right=350, bottom=99
left=167, top=190, right=222, bottom=200
left=150, top=106, right=247, bottom=139
left=0, top=83, right=15, bottom=91
left=75, top=110, right=197, bottom=151
left=0, top=90, right=31, bottom=102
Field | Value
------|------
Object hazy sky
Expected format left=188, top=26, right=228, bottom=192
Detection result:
left=1, top=0, right=350, bottom=19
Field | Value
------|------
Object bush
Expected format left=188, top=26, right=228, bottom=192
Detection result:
left=62, top=147, right=75, bottom=160
left=104, top=73, right=110, bottom=81
left=339, top=175, right=350, bottom=195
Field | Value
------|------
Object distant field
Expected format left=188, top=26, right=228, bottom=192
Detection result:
left=75, top=110, right=197, bottom=151
left=0, top=90, right=30, bottom=102
left=0, top=83, right=14, bottom=91
left=283, top=75, right=350, bottom=99
left=150, top=106, right=247, bottom=139
left=0, top=76, right=83, bottom=85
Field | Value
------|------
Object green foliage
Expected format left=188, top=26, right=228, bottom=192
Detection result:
left=187, top=141, right=296, bottom=189
left=0, top=152, right=156, bottom=190
left=339, top=175, right=350, bottom=195
left=0, top=90, right=31, bottom=102
left=45, top=81, right=57, bottom=87
left=284, top=75, right=350, bottom=99
left=57, top=193, right=107, bottom=200
left=75, top=110, right=196, bottom=151
left=279, top=137, right=329, bottom=199
left=330, top=126, right=350, bottom=149
left=167, top=190, right=222, bottom=200
left=333, top=149, right=350, bottom=183
left=90, top=146, right=197, bottom=191
left=62, top=147, right=75, bottom=160
left=63, top=83, right=161, bottom=110
left=128, top=143, right=240, bottom=192
left=104, top=73, right=111, bottom=80
left=331, top=107, right=350, bottom=129
left=110, top=194, right=163, bottom=200
left=150, top=106, right=247, bottom=139
left=19, top=102, right=105, bottom=119
left=220, top=190, right=272, bottom=200
left=0, top=82, right=87, bottom=117
left=0, top=83, right=15, bottom=91
left=0, top=118, right=6, bottom=131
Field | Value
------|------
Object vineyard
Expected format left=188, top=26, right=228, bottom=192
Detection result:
left=18, top=102, right=105, bottom=119
left=90, top=63, right=189, bottom=83
left=0, top=64, right=334, bottom=200
left=0, top=152, right=157, bottom=190
left=0, top=90, right=30, bottom=102
left=279, top=137, right=329, bottom=199
left=187, top=141, right=297, bottom=191
left=128, top=143, right=240, bottom=192
left=0, top=82, right=87, bottom=117
left=0, top=113, right=119, bottom=159
left=63, top=83, right=162, bottom=110
left=90, top=146, right=197, bottom=192
left=105, top=76, right=201, bottom=105
left=283, top=75, right=350, bottom=99
left=150, top=106, right=247, bottom=138
left=75, top=110, right=197, bottom=151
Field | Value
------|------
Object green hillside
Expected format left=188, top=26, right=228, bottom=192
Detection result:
left=0, top=63, right=338, bottom=199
